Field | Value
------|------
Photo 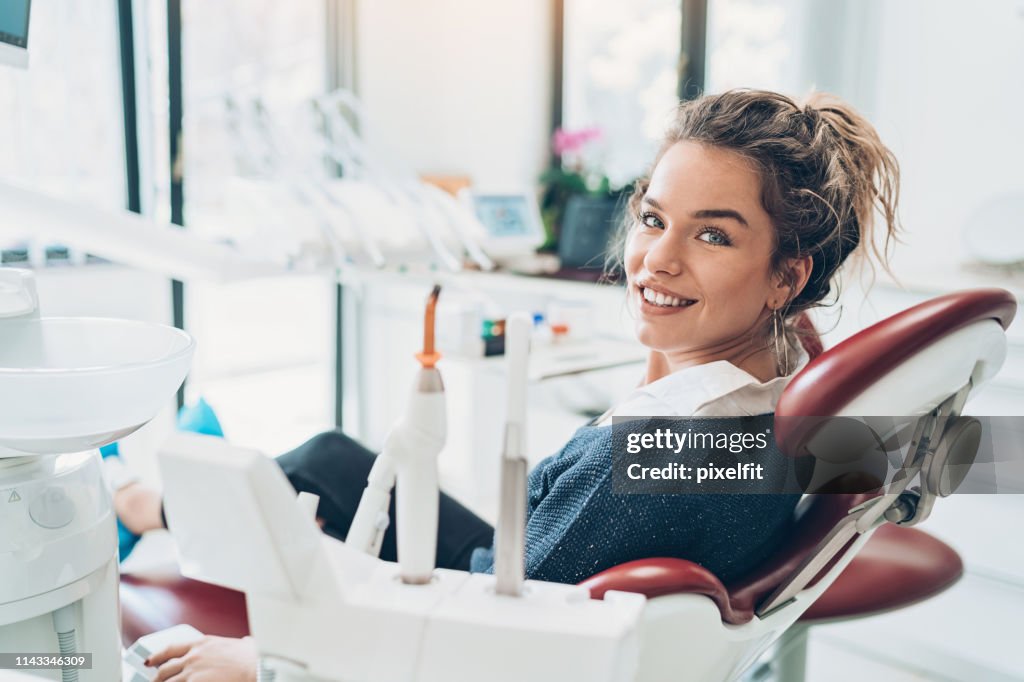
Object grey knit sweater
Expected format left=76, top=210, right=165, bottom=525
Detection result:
left=470, top=421, right=799, bottom=585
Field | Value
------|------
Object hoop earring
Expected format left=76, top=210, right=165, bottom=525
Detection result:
left=772, top=308, right=791, bottom=376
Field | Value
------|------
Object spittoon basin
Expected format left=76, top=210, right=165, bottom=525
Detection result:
left=0, top=317, right=194, bottom=455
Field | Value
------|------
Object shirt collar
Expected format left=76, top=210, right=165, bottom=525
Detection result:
left=618, top=350, right=810, bottom=417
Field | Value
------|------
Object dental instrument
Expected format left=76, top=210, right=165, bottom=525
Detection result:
left=313, top=90, right=496, bottom=272
left=0, top=268, right=193, bottom=682
left=394, top=284, right=445, bottom=583
left=247, top=97, right=385, bottom=270
left=223, top=96, right=360, bottom=271
left=408, top=184, right=496, bottom=273
left=494, top=313, right=530, bottom=596
left=347, top=286, right=446, bottom=585
left=311, top=94, right=461, bottom=272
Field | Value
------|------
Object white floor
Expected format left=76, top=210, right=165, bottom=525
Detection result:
left=804, top=571, right=1024, bottom=681
left=806, top=636, right=956, bottom=681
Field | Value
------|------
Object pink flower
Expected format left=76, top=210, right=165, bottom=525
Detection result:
left=552, top=126, right=603, bottom=156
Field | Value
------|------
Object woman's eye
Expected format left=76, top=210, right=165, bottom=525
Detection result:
left=698, top=227, right=731, bottom=246
left=639, top=212, right=664, bottom=229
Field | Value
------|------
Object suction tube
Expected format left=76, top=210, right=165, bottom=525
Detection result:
left=52, top=603, right=79, bottom=682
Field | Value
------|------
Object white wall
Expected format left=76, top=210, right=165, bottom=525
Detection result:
left=707, top=0, right=1024, bottom=280
left=849, top=0, right=1024, bottom=276
left=356, top=0, right=554, bottom=189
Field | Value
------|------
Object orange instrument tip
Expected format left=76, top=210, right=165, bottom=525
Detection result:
left=415, top=351, right=442, bottom=369
left=418, top=284, right=442, bottom=367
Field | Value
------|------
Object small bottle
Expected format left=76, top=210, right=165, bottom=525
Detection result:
left=531, top=312, right=553, bottom=346
left=546, top=303, right=571, bottom=344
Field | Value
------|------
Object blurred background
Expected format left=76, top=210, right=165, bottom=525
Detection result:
left=1, top=1, right=1022, bottom=679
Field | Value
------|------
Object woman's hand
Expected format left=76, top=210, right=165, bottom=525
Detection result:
left=113, top=481, right=166, bottom=534
left=148, top=635, right=258, bottom=682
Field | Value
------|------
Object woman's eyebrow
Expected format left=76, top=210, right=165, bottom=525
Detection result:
left=693, top=209, right=749, bottom=227
left=643, top=196, right=749, bottom=228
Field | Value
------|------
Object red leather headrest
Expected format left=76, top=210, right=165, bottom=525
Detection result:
left=775, top=288, right=1016, bottom=456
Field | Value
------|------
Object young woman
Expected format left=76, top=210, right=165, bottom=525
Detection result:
left=133, top=89, right=899, bottom=681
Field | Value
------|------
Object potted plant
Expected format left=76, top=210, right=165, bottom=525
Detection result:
left=539, top=127, right=632, bottom=272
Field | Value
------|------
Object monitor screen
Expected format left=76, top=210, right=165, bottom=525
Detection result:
left=0, top=0, right=31, bottom=49
left=472, top=195, right=537, bottom=238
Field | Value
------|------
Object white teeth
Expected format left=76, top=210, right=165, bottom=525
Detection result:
left=642, top=287, right=693, bottom=307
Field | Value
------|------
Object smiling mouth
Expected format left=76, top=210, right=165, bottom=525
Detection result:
left=640, top=287, right=697, bottom=308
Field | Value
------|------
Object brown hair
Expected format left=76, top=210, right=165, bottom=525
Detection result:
left=612, top=89, right=900, bottom=319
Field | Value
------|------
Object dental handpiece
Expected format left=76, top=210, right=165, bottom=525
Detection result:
left=495, top=313, right=530, bottom=596
left=348, top=286, right=446, bottom=584
left=346, top=455, right=395, bottom=557
left=393, top=363, right=445, bottom=584
left=394, top=285, right=445, bottom=583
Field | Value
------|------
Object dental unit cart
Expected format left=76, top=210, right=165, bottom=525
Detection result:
left=0, top=268, right=194, bottom=681
left=159, top=288, right=646, bottom=681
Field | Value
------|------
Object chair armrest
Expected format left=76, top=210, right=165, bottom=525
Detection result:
left=580, top=558, right=750, bottom=624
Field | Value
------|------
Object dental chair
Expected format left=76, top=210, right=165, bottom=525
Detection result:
left=581, top=287, right=1014, bottom=680
left=119, top=288, right=1016, bottom=681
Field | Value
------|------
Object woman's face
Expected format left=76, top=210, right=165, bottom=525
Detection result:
left=624, top=141, right=785, bottom=364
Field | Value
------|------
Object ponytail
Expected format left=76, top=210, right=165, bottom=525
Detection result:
left=801, top=92, right=900, bottom=274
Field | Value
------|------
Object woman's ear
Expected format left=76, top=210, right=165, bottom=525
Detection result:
left=773, top=255, right=813, bottom=307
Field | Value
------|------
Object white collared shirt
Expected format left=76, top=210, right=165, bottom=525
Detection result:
left=597, top=351, right=809, bottom=423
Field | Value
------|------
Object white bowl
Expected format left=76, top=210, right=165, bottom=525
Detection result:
left=0, top=317, right=194, bottom=455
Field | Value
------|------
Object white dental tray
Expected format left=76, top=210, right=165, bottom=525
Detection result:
left=0, top=317, right=194, bottom=455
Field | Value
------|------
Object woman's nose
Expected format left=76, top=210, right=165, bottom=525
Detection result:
left=643, top=231, right=686, bottom=276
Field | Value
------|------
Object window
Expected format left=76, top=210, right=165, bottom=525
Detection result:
left=139, top=0, right=335, bottom=453
left=0, top=0, right=125, bottom=261
left=562, top=0, right=683, bottom=187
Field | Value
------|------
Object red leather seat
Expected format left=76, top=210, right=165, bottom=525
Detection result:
left=798, top=523, right=962, bottom=623
left=120, top=573, right=249, bottom=646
